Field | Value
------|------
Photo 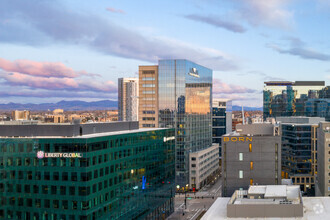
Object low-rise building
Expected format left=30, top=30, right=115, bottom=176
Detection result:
left=189, top=144, right=219, bottom=190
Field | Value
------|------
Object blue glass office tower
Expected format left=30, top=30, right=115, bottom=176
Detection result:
left=158, top=60, right=212, bottom=188
left=263, top=81, right=328, bottom=121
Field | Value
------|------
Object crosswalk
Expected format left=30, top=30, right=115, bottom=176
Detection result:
left=190, top=208, right=208, bottom=212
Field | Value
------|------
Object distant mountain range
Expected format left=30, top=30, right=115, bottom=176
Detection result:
left=0, top=100, right=262, bottom=111
left=0, top=100, right=117, bottom=111
left=232, top=105, right=263, bottom=111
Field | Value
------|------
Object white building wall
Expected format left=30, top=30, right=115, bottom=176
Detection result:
left=189, top=144, right=220, bottom=189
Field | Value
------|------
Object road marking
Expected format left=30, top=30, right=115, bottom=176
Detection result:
left=189, top=209, right=202, bottom=220
left=177, top=203, right=184, bottom=209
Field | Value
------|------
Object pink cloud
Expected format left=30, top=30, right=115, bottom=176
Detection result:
left=0, top=58, right=92, bottom=78
left=213, top=79, right=257, bottom=94
left=0, top=71, right=116, bottom=92
left=106, top=7, right=125, bottom=14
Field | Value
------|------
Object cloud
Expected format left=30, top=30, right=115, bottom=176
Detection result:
left=184, top=14, right=246, bottom=33
left=268, top=37, right=330, bottom=61
left=106, top=7, right=125, bottom=14
left=0, top=87, right=114, bottom=99
left=239, top=70, right=285, bottom=81
left=213, top=79, right=258, bottom=94
left=0, top=71, right=116, bottom=92
left=233, top=0, right=294, bottom=28
left=0, top=58, right=98, bottom=78
left=0, top=0, right=238, bottom=71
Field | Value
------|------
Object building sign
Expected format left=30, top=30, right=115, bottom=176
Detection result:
left=188, top=68, right=200, bottom=78
left=37, top=151, right=82, bottom=159
left=223, top=137, right=253, bottom=142
left=142, top=176, right=146, bottom=190
left=163, top=136, right=175, bottom=142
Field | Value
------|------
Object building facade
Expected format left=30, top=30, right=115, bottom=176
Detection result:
left=118, top=78, right=139, bottom=122
left=189, top=144, right=219, bottom=190
left=222, top=124, right=281, bottom=197
left=316, top=122, right=330, bottom=196
left=278, top=117, right=325, bottom=195
left=263, top=81, right=327, bottom=120
left=12, top=110, right=30, bottom=121
left=0, top=123, right=175, bottom=220
left=212, top=99, right=232, bottom=157
left=138, top=66, right=159, bottom=128
left=158, top=59, right=213, bottom=189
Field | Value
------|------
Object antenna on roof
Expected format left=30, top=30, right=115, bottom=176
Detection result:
left=242, top=106, right=245, bottom=125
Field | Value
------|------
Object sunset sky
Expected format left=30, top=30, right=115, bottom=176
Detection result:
left=1, top=0, right=330, bottom=107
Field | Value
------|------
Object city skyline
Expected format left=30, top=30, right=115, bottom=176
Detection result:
left=1, top=0, right=330, bottom=107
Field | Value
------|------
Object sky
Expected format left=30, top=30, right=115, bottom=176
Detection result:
left=1, top=0, right=330, bottom=107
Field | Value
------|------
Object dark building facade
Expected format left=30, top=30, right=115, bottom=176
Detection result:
left=263, top=81, right=328, bottom=120
left=278, top=117, right=324, bottom=195
left=212, top=99, right=232, bottom=157
left=158, top=59, right=213, bottom=189
left=0, top=123, right=175, bottom=220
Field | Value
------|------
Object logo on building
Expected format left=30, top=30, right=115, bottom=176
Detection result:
left=223, top=137, right=253, bottom=142
left=163, top=136, right=175, bottom=142
left=37, top=151, right=44, bottom=159
left=188, top=68, right=200, bottom=78
left=36, top=151, right=82, bottom=159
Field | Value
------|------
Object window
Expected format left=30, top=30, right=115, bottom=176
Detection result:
left=71, top=172, right=77, bottom=181
left=142, top=91, right=155, bottom=94
left=69, top=186, right=75, bottom=196
left=191, top=164, right=196, bottom=168
left=239, top=153, right=243, bottom=161
left=142, top=70, right=155, bottom=74
left=142, top=77, right=155, bottom=81
left=191, top=157, right=196, bottom=161
left=142, top=97, right=156, bottom=101
left=250, top=161, right=253, bottom=170
left=142, top=84, right=155, bottom=87
left=53, top=200, right=59, bottom=209
left=249, top=143, right=252, bottom=152
left=44, top=199, right=50, bottom=208
left=239, top=170, right=243, bottom=179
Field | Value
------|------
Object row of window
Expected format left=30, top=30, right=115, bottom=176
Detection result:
left=142, top=90, right=155, bottom=94
left=143, top=110, right=156, bottom=114
left=143, top=117, right=155, bottom=121
left=142, top=84, right=155, bottom=88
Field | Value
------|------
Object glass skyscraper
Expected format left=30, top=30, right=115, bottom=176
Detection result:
left=0, top=124, right=175, bottom=220
left=263, top=81, right=328, bottom=120
left=158, top=60, right=212, bottom=188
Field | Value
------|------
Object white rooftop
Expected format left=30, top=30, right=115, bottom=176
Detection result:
left=264, top=185, right=287, bottom=198
left=248, top=186, right=266, bottom=195
left=202, top=197, right=330, bottom=220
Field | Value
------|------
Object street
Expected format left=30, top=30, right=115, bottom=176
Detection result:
left=167, top=177, right=223, bottom=220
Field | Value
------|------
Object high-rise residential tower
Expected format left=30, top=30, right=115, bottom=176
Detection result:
left=118, top=78, right=139, bottom=121
left=263, top=81, right=326, bottom=120
left=138, top=66, right=159, bottom=128
left=158, top=59, right=215, bottom=189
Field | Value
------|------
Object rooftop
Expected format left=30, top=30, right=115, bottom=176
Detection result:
left=0, top=121, right=149, bottom=138
left=202, top=197, right=330, bottom=220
